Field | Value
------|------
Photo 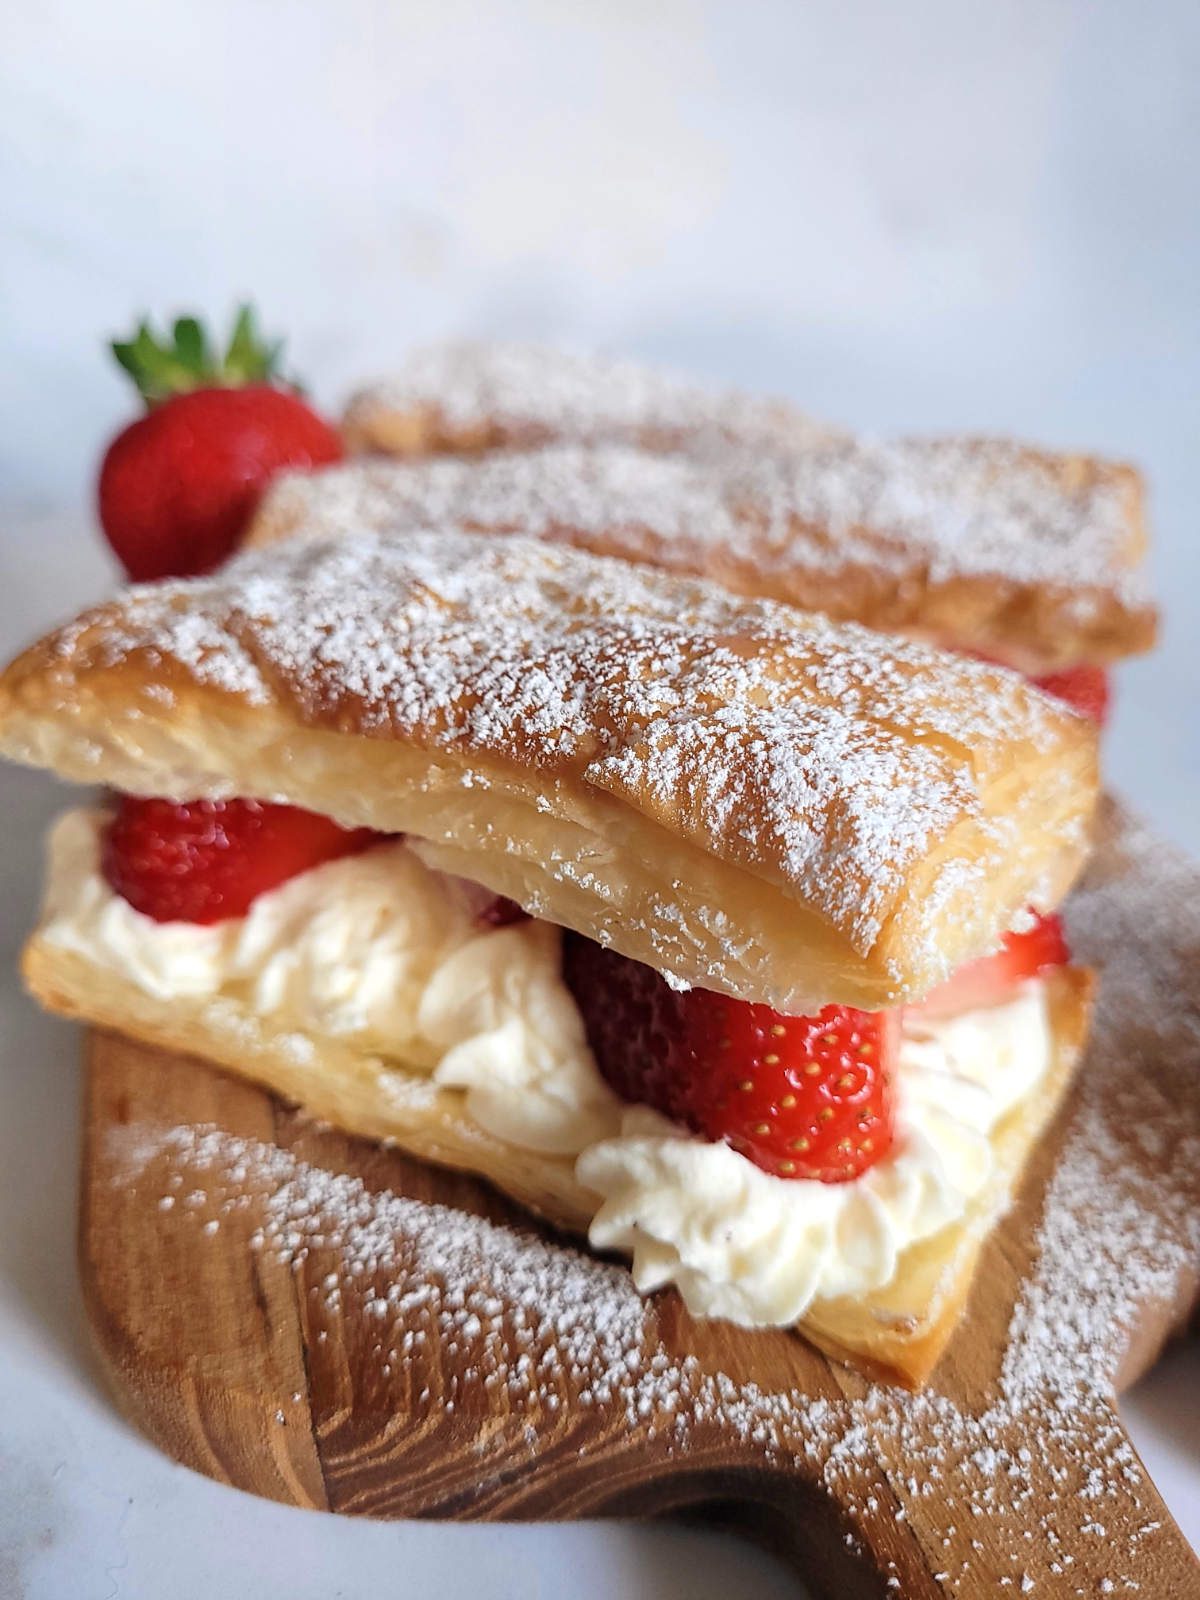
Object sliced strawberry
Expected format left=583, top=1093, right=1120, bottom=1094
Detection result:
left=562, top=935, right=895, bottom=1182
left=916, top=910, right=1069, bottom=1018
left=683, top=991, right=898, bottom=1182
left=1031, top=664, right=1111, bottom=725
left=102, top=796, right=381, bottom=924
left=966, top=649, right=1110, bottom=726
left=561, top=935, right=696, bottom=1129
left=476, top=894, right=532, bottom=929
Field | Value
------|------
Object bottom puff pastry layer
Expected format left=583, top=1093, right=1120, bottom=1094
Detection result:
left=23, top=891, right=1091, bottom=1391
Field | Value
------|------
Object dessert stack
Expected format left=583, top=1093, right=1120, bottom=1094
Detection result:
left=1, top=325, right=1161, bottom=1388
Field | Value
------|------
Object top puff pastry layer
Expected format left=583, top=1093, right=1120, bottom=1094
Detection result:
left=0, top=528, right=1098, bottom=1012
left=341, top=342, right=1156, bottom=671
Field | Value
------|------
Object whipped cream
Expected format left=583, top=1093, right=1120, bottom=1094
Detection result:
left=40, top=810, right=620, bottom=1155
left=577, top=987, right=1052, bottom=1325
left=40, top=808, right=1054, bottom=1326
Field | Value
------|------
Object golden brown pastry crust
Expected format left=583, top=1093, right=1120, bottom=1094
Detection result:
left=802, top=966, right=1091, bottom=1386
left=22, top=933, right=1091, bottom=1389
left=0, top=529, right=1098, bottom=1012
left=338, top=344, right=1155, bottom=671
left=341, top=340, right=834, bottom=459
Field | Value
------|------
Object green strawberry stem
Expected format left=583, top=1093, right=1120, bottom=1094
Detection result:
left=111, top=303, right=292, bottom=407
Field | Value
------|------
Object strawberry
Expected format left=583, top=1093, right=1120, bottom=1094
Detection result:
left=561, top=936, right=697, bottom=1128
left=915, top=910, right=1069, bottom=1018
left=1030, top=664, right=1111, bottom=725
left=98, top=306, right=342, bottom=581
left=561, top=935, right=895, bottom=1182
left=476, top=894, right=532, bottom=929
left=102, top=796, right=380, bottom=924
left=968, top=649, right=1110, bottom=727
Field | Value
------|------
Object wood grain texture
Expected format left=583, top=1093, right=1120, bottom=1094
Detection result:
left=78, top=801, right=1200, bottom=1597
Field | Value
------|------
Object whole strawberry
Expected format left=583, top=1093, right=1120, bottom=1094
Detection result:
left=98, top=306, right=343, bottom=581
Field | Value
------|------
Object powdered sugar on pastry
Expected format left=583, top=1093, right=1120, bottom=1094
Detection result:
left=24, top=527, right=1091, bottom=976
left=255, top=447, right=745, bottom=556
left=337, top=342, right=1153, bottom=649
left=343, top=340, right=832, bottom=456
left=256, top=439, right=1152, bottom=637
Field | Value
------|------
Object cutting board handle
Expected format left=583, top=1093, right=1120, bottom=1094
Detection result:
left=718, top=1419, right=1200, bottom=1597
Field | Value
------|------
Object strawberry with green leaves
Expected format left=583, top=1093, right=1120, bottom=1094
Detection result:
left=98, top=305, right=342, bottom=581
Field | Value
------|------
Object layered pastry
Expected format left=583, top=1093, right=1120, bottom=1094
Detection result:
left=0, top=528, right=1098, bottom=1385
left=341, top=339, right=837, bottom=459
left=337, top=342, right=1156, bottom=712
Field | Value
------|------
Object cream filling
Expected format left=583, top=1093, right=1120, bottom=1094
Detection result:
left=39, top=807, right=1055, bottom=1326
left=577, top=990, right=1049, bottom=1325
left=41, top=810, right=619, bottom=1155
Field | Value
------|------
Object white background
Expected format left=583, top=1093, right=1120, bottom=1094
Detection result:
left=1, top=2, right=1198, bottom=1595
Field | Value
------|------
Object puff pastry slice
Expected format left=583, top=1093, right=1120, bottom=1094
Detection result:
left=340, top=343, right=1155, bottom=671
left=342, top=340, right=833, bottom=458
left=0, top=527, right=1098, bottom=1012
left=22, top=931, right=1091, bottom=1388
left=250, top=443, right=1154, bottom=672
left=0, top=528, right=1102, bottom=1385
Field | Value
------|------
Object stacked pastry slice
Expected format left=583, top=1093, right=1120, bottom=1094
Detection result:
left=1, top=527, right=1097, bottom=1384
left=322, top=342, right=1156, bottom=688
left=340, top=339, right=837, bottom=458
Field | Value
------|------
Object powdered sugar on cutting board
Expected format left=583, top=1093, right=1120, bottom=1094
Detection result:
left=105, top=804, right=1200, bottom=1594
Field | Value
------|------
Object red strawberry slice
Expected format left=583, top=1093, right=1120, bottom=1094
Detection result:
left=102, top=796, right=381, bottom=924
left=915, top=909, right=1069, bottom=1019
left=966, top=649, right=1110, bottom=727
left=476, top=894, right=532, bottom=929
left=562, top=935, right=895, bottom=1183
left=1030, top=664, right=1111, bottom=725
left=561, top=936, right=696, bottom=1128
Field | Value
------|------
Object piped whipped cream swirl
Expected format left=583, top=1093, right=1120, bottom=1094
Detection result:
left=577, top=989, right=1051, bottom=1325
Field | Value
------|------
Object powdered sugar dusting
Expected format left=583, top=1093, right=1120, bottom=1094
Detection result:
left=747, top=433, right=1148, bottom=609
left=259, top=447, right=746, bottom=555
left=105, top=803, right=1200, bottom=1592
left=259, top=438, right=1151, bottom=639
left=344, top=340, right=832, bottom=456
left=54, top=528, right=1081, bottom=959
left=338, top=342, right=1153, bottom=640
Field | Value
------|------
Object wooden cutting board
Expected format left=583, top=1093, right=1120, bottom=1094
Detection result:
left=78, top=800, right=1200, bottom=1598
